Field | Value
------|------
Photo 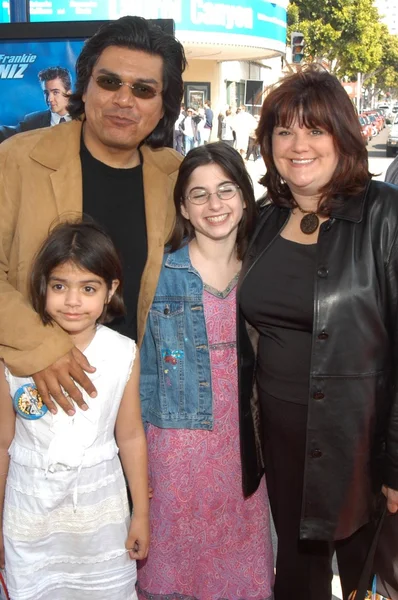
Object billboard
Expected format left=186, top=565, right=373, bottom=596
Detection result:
left=0, top=39, right=83, bottom=127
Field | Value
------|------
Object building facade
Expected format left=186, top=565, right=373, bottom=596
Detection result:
left=374, top=0, right=398, bottom=35
left=127, top=0, right=288, bottom=134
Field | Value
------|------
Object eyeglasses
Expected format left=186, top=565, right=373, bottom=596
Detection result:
left=186, top=183, right=240, bottom=205
left=93, top=74, right=161, bottom=99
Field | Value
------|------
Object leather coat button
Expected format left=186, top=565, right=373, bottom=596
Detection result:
left=318, top=331, right=329, bottom=340
left=313, top=391, right=325, bottom=400
left=317, top=267, right=328, bottom=278
left=164, top=306, right=170, bottom=315
left=310, top=449, right=323, bottom=458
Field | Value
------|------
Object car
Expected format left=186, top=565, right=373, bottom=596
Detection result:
left=364, top=111, right=383, bottom=133
left=358, top=116, right=372, bottom=144
left=386, top=119, right=398, bottom=157
left=363, top=114, right=378, bottom=137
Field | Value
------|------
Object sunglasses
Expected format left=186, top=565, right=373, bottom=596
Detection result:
left=93, top=74, right=161, bottom=99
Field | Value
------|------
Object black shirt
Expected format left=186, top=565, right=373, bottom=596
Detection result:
left=240, top=236, right=316, bottom=404
left=81, top=141, right=147, bottom=341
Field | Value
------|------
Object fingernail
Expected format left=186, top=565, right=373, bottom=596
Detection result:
left=90, top=391, right=97, bottom=398
left=68, top=409, right=75, bottom=416
left=81, top=404, right=88, bottom=411
left=51, top=408, right=57, bottom=415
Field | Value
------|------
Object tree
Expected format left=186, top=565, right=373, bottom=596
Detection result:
left=287, top=0, right=384, bottom=78
left=362, top=28, right=398, bottom=97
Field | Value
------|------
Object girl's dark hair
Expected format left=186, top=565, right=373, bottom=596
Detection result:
left=68, top=16, right=187, bottom=148
left=169, top=142, right=258, bottom=260
left=30, top=220, right=125, bottom=325
left=257, top=65, right=371, bottom=213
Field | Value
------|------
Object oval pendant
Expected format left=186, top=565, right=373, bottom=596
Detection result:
left=300, top=213, right=319, bottom=234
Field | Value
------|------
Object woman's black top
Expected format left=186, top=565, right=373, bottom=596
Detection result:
left=240, top=235, right=316, bottom=404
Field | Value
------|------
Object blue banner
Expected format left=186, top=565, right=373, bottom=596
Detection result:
left=1, top=0, right=286, bottom=43
left=0, top=39, right=84, bottom=125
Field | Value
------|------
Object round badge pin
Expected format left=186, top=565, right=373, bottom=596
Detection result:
left=13, top=383, right=48, bottom=420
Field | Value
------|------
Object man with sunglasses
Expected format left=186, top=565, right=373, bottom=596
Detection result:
left=0, top=16, right=186, bottom=415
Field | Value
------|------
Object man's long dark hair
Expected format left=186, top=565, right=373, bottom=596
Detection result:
left=68, top=16, right=187, bottom=148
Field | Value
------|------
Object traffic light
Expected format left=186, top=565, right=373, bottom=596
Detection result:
left=291, top=32, right=304, bottom=64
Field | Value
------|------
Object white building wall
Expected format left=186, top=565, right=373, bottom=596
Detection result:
left=374, top=0, right=398, bottom=35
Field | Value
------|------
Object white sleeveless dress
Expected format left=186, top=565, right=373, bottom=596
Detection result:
left=3, top=325, right=138, bottom=600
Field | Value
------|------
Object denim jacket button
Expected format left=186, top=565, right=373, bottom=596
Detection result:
left=164, top=306, right=170, bottom=315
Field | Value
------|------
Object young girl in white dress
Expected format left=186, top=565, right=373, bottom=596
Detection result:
left=0, top=221, right=149, bottom=600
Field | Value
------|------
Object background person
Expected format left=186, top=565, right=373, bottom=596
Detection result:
left=202, top=99, right=213, bottom=143
left=238, top=66, right=398, bottom=599
left=233, top=104, right=256, bottom=158
left=173, top=103, right=185, bottom=155
left=246, top=114, right=261, bottom=161
left=179, top=107, right=197, bottom=153
left=195, top=106, right=206, bottom=146
left=220, top=108, right=236, bottom=147
left=0, top=222, right=149, bottom=600
left=0, top=16, right=186, bottom=415
left=0, top=66, right=72, bottom=142
left=137, top=143, right=274, bottom=599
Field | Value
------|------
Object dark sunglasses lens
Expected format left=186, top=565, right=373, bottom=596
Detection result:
left=96, top=75, right=121, bottom=91
left=95, top=76, right=157, bottom=99
left=132, top=85, right=157, bottom=99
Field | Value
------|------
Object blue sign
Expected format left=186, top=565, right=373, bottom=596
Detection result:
left=0, top=2, right=10, bottom=23
left=1, top=1, right=287, bottom=45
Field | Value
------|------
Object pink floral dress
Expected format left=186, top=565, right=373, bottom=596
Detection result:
left=137, top=278, right=274, bottom=600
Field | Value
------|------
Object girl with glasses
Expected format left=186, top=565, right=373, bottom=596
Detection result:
left=137, top=143, right=274, bottom=600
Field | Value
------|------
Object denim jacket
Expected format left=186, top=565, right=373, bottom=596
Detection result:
left=140, top=245, right=213, bottom=430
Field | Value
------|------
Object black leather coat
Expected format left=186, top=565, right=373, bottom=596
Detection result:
left=237, top=179, right=398, bottom=541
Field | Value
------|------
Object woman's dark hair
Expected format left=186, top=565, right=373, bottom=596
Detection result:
left=68, top=16, right=187, bottom=148
left=30, top=220, right=125, bottom=325
left=257, top=65, right=371, bottom=213
left=169, top=142, right=258, bottom=260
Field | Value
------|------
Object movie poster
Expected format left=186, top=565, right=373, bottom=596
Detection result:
left=0, top=39, right=84, bottom=131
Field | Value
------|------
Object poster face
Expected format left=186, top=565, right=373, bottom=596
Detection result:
left=0, top=39, right=84, bottom=126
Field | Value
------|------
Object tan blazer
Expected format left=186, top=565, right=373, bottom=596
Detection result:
left=0, top=119, right=182, bottom=375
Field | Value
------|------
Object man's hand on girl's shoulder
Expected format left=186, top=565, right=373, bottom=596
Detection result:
left=32, top=347, right=97, bottom=416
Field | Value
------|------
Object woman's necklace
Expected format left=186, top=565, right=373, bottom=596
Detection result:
left=294, top=204, right=320, bottom=234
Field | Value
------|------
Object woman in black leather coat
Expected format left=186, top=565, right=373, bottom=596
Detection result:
left=237, top=66, right=398, bottom=600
